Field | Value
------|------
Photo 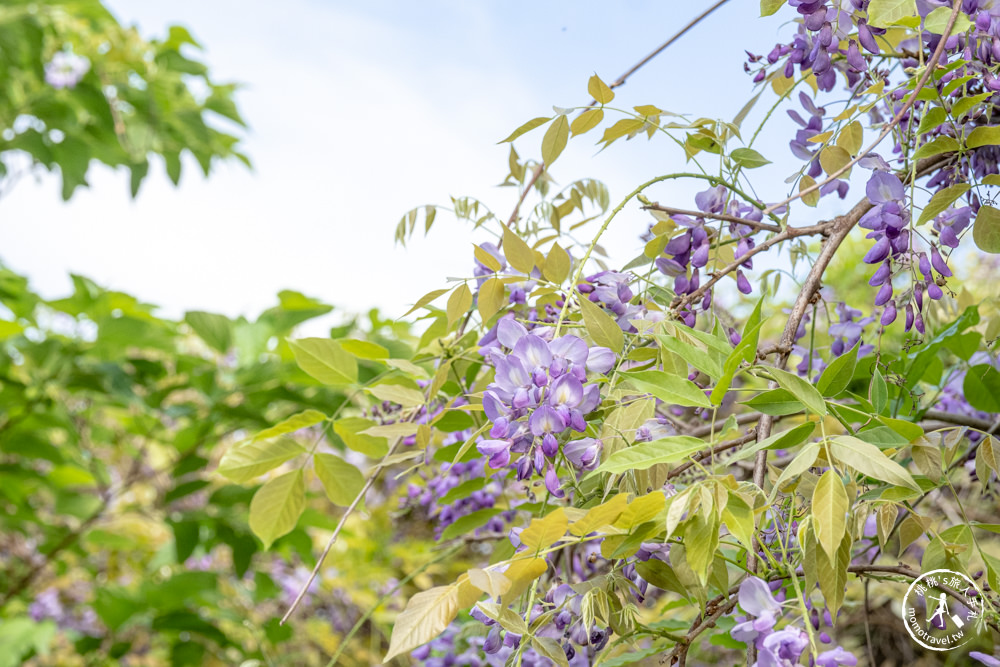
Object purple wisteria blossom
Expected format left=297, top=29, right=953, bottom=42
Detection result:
left=476, top=319, right=612, bottom=494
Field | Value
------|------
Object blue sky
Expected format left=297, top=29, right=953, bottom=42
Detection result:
left=0, top=1, right=824, bottom=322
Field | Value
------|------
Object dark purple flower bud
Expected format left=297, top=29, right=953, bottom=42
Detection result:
left=542, top=432, right=559, bottom=457
left=847, top=40, right=866, bottom=71
left=692, top=242, right=709, bottom=268
left=881, top=303, right=897, bottom=325
left=737, top=270, right=752, bottom=294
left=978, top=11, right=993, bottom=31
left=869, top=261, right=891, bottom=286
left=915, top=311, right=925, bottom=334
left=858, top=20, right=880, bottom=54
left=484, top=625, right=502, bottom=653
left=564, top=437, right=602, bottom=469
left=927, top=282, right=943, bottom=300
left=863, top=236, right=890, bottom=264
left=905, top=304, right=914, bottom=332
left=874, top=281, right=893, bottom=306
left=931, top=247, right=952, bottom=277
left=544, top=465, right=565, bottom=498
left=918, top=253, right=933, bottom=280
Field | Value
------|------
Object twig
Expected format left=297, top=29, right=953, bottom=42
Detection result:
left=594, top=0, right=733, bottom=105
left=280, top=433, right=407, bottom=625
left=641, top=203, right=782, bottom=234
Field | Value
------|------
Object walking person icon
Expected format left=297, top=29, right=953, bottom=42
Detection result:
left=927, top=593, right=949, bottom=630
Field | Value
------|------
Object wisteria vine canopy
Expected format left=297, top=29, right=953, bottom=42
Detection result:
left=4, top=0, right=1000, bottom=666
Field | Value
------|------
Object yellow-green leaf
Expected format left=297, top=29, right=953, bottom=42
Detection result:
left=543, top=243, right=571, bottom=283
left=812, top=470, right=849, bottom=561
left=474, top=244, right=503, bottom=272
left=967, top=126, right=1000, bottom=149
left=248, top=470, right=305, bottom=549
left=541, top=115, right=570, bottom=166
left=467, top=568, right=511, bottom=599
left=571, top=108, right=603, bottom=136
left=499, top=116, right=551, bottom=144
left=501, top=557, right=549, bottom=604
left=478, top=277, right=506, bottom=322
left=335, top=417, right=389, bottom=457
left=368, top=383, right=425, bottom=408
left=800, top=174, right=820, bottom=207
left=218, top=436, right=305, bottom=483
left=446, top=284, right=473, bottom=326
left=253, top=410, right=327, bottom=442
left=829, top=436, right=920, bottom=490
left=403, top=288, right=450, bottom=317
left=313, top=453, right=364, bottom=506
left=289, top=338, right=357, bottom=386
left=588, top=74, right=615, bottom=104
left=339, top=339, right=389, bottom=360
left=867, top=0, right=917, bottom=28
left=578, top=295, right=624, bottom=353
left=819, top=145, right=852, bottom=175
left=502, top=224, right=536, bottom=274
left=837, top=120, right=863, bottom=155
left=974, top=205, right=1000, bottom=254
left=384, top=585, right=460, bottom=661
left=520, top=508, right=569, bottom=552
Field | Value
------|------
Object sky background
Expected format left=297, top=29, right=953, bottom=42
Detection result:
left=0, top=1, right=830, bottom=325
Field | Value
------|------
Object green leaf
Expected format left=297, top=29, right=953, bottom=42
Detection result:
left=684, top=512, right=720, bottom=586
left=728, top=422, right=816, bottom=462
left=968, top=126, right=1000, bottom=149
left=812, top=470, right=849, bottom=561
left=767, top=367, right=827, bottom=415
left=289, top=338, right=357, bottom=386
left=620, top=370, right=712, bottom=408
left=184, top=311, right=232, bottom=352
left=334, top=417, right=389, bottom=457
left=772, top=442, right=820, bottom=492
left=499, top=116, right=551, bottom=144
left=588, top=74, right=615, bottom=104
left=656, top=333, right=724, bottom=379
left=924, top=5, right=973, bottom=33
left=438, top=508, right=503, bottom=542
left=829, top=436, right=920, bottom=491
left=974, top=205, right=1000, bottom=253
left=867, top=0, right=917, bottom=28
left=731, top=147, right=771, bottom=169
left=817, top=342, right=861, bottom=397
left=384, top=585, right=460, bottom=661
left=586, top=436, right=706, bottom=477
left=911, top=135, right=959, bottom=160
left=339, top=339, right=389, bottom=360
left=254, top=410, right=327, bottom=442
left=917, top=183, right=970, bottom=225
left=760, top=0, right=785, bottom=15
left=313, top=453, right=365, bottom=506
left=502, top=223, right=536, bottom=274
left=578, top=294, right=624, bottom=353
left=541, top=115, right=570, bottom=166
left=917, top=106, right=946, bottom=135
left=248, top=470, right=306, bottom=549
left=368, top=383, right=425, bottom=408
left=871, top=368, right=888, bottom=414
left=404, top=288, right=450, bottom=316
left=963, top=364, right=1000, bottom=412
left=218, top=436, right=305, bottom=483
left=743, top=388, right=804, bottom=415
